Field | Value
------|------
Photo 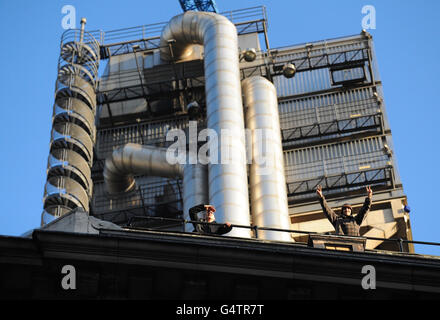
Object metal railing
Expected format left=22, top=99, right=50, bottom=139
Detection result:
left=124, top=216, right=440, bottom=254
left=281, top=113, right=383, bottom=146
left=94, top=6, right=268, bottom=57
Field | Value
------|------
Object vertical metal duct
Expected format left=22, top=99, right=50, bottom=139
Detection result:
left=42, top=20, right=100, bottom=226
left=242, top=77, right=292, bottom=242
left=183, top=162, right=209, bottom=232
left=160, top=11, right=251, bottom=238
left=103, top=143, right=184, bottom=195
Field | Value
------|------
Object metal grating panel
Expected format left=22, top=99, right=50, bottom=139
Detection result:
left=284, top=136, right=390, bottom=183
left=96, top=116, right=192, bottom=160
left=272, top=37, right=373, bottom=97
left=279, top=86, right=382, bottom=147
left=279, top=86, right=378, bottom=126
left=92, top=176, right=182, bottom=218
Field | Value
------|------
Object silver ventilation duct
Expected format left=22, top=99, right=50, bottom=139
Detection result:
left=160, top=11, right=251, bottom=238
left=183, top=162, right=209, bottom=232
left=242, top=77, right=292, bottom=242
left=104, top=144, right=209, bottom=232
left=103, top=143, right=183, bottom=195
left=42, top=20, right=100, bottom=226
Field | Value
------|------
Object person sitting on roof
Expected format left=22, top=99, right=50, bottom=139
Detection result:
left=316, top=185, right=373, bottom=237
left=188, top=204, right=233, bottom=235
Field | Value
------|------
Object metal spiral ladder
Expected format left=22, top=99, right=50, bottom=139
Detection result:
left=41, top=19, right=100, bottom=225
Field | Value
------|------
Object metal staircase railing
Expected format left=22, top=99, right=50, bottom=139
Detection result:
left=42, top=22, right=100, bottom=225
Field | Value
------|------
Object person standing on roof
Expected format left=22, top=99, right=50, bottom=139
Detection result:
left=188, top=204, right=233, bottom=235
left=316, top=185, right=373, bottom=237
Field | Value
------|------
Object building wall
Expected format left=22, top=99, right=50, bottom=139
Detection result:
left=89, top=13, right=412, bottom=251
left=270, top=34, right=412, bottom=250
left=0, top=230, right=437, bottom=300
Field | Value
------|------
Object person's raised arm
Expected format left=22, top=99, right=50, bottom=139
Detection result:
left=188, top=204, right=207, bottom=232
left=189, top=204, right=205, bottom=221
left=355, top=186, right=373, bottom=225
left=317, top=185, right=338, bottom=225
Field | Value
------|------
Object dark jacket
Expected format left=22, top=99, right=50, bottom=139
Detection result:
left=319, top=196, right=372, bottom=237
left=188, top=204, right=233, bottom=235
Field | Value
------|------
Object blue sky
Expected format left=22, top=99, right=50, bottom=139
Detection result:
left=0, top=0, right=439, bottom=255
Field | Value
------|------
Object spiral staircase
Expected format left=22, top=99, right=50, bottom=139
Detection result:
left=42, top=22, right=100, bottom=225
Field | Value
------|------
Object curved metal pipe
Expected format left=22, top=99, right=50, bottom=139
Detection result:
left=160, top=11, right=251, bottom=237
left=103, top=143, right=184, bottom=195
left=242, top=76, right=292, bottom=242
left=104, top=144, right=209, bottom=233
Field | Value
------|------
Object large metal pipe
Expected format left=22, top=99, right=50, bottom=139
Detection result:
left=104, top=144, right=209, bottom=233
left=242, top=77, right=292, bottom=242
left=183, top=162, right=209, bottom=232
left=103, top=143, right=183, bottom=195
left=160, top=11, right=251, bottom=238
